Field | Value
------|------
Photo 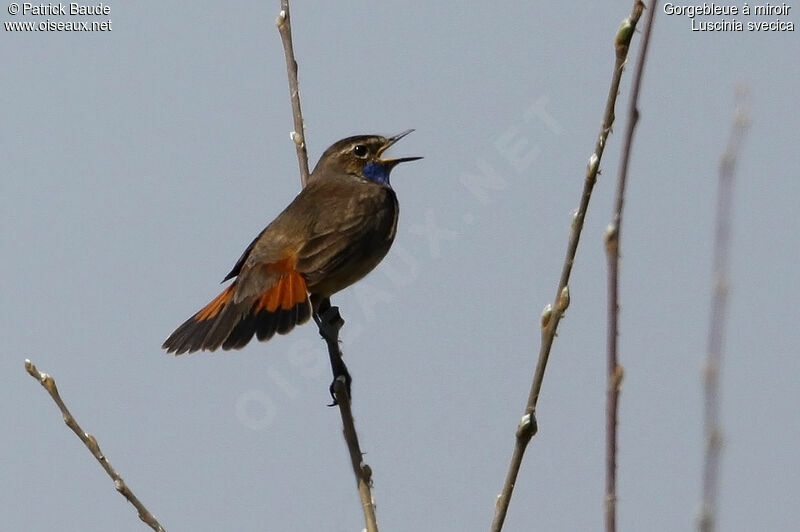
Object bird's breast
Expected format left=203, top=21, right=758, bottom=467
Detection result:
left=304, top=186, right=399, bottom=297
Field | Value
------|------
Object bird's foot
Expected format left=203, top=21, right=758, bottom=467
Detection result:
left=315, top=303, right=344, bottom=341
left=328, top=363, right=352, bottom=406
left=312, top=296, right=344, bottom=338
left=311, top=297, right=351, bottom=405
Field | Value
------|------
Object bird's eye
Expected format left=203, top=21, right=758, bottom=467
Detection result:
left=352, top=144, right=368, bottom=158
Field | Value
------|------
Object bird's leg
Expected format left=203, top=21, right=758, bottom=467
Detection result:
left=314, top=296, right=345, bottom=338
left=327, top=353, right=352, bottom=406
left=312, top=296, right=352, bottom=405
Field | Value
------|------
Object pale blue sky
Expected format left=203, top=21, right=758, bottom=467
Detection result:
left=3, top=2, right=799, bottom=531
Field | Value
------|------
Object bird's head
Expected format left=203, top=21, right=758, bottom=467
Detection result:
left=311, top=130, right=422, bottom=187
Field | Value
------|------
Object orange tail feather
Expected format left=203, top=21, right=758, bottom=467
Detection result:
left=163, top=271, right=311, bottom=354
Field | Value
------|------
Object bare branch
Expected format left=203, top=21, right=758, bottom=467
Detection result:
left=334, top=378, right=378, bottom=532
left=313, top=302, right=379, bottom=532
left=24, top=359, right=166, bottom=532
left=697, top=87, right=750, bottom=532
left=276, top=0, right=310, bottom=186
left=491, top=2, right=646, bottom=530
left=275, top=3, right=377, bottom=529
left=604, top=2, right=658, bottom=530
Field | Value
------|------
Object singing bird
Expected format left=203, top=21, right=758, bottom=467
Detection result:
left=163, top=130, right=421, bottom=355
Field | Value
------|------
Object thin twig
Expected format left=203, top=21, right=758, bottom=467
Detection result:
left=604, top=3, right=658, bottom=531
left=698, top=88, right=750, bottom=532
left=275, top=4, right=378, bottom=530
left=24, top=359, right=166, bottom=532
left=334, top=379, right=378, bottom=532
left=276, top=0, right=311, bottom=186
left=490, top=3, right=645, bottom=530
left=313, top=304, right=379, bottom=532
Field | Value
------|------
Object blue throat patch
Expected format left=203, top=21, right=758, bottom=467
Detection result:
left=362, top=162, right=391, bottom=186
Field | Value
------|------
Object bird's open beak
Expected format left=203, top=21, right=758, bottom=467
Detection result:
left=378, top=129, right=423, bottom=166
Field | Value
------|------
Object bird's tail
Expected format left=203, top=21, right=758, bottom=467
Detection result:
left=162, top=272, right=311, bottom=354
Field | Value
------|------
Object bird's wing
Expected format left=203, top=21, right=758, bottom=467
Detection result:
left=222, top=226, right=267, bottom=282
left=226, top=177, right=395, bottom=302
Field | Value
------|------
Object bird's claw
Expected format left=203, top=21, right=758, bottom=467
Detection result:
left=318, top=305, right=344, bottom=340
left=328, top=372, right=352, bottom=406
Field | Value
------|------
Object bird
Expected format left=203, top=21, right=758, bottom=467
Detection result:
left=162, top=130, right=421, bottom=355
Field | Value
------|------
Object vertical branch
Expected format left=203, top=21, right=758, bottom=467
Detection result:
left=24, top=360, right=166, bottom=532
left=314, top=305, right=379, bottom=532
left=698, top=88, right=750, bottom=532
left=334, top=379, right=378, bottom=532
left=490, top=3, right=645, bottom=531
left=276, top=0, right=311, bottom=186
left=604, top=3, right=658, bottom=531
left=275, top=4, right=377, bottom=530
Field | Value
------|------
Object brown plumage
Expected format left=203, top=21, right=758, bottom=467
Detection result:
left=163, top=131, right=421, bottom=354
